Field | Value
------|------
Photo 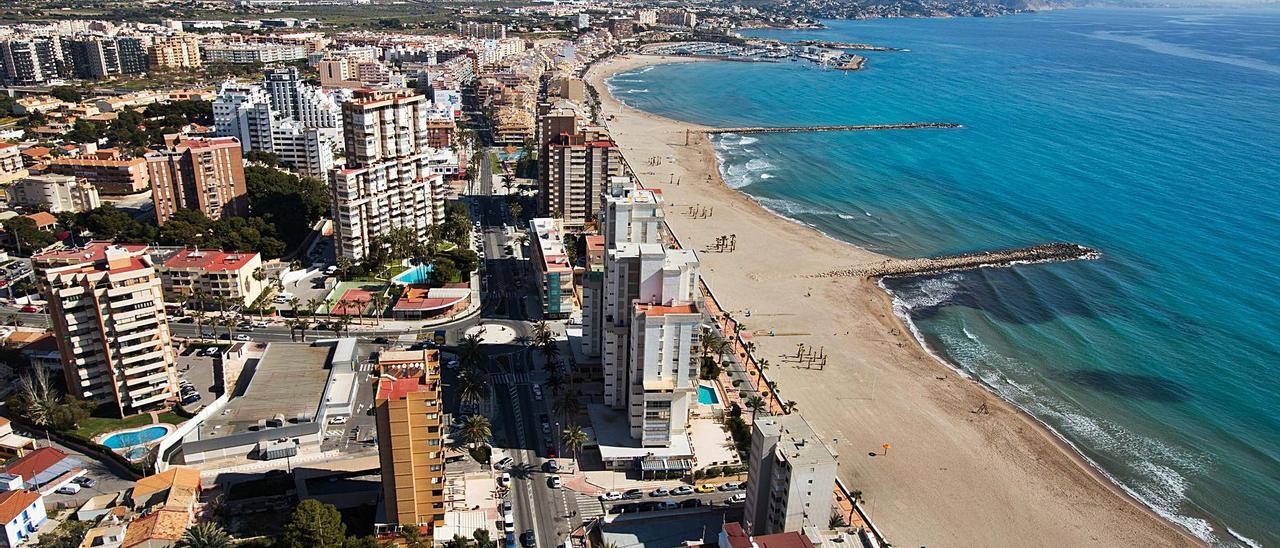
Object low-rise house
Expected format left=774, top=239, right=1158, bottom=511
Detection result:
left=0, top=447, right=85, bottom=495
left=0, top=419, right=35, bottom=460
left=0, top=488, right=46, bottom=547
left=22, top=212, right=57, bottom=231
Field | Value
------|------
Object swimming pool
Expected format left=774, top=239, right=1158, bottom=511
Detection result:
left=391, top=263, right=433, bottom=285
left=101, top=426, right=169, bottom=449
left=697, top=385, right=719, bottom=405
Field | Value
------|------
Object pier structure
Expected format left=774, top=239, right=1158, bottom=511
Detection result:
left=809, top=243, right=1100, bottom=279
left=703, top=122, right=961, bottom=135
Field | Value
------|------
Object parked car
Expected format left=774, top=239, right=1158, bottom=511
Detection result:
left=547, top=476, right=561, bottom=489
left=56, top=483, right=81, bottom=495
left=72, top=477, right=97, bottom=488
left=658, top=500, right=678, bottom=510
left=695, top=484, right=716, bottom=494
left=678, top=498, right=703, bottom=509
left=718, top=482, right=739, bottom=491
left=502, top=500, right=512, bottom=513
left=649, top=487, right=669, bottom=497
left=671, top=486, right=694, bottom=496
left=599, top=491, right=623, bottom=502
left=494, top=457, right=514, bottom=470
left=520, top=530, right=535, bottom=548
left=253, top=321, right=269, bottom=328
left=329, top=415, right=349, bottom=425
left=543, top=460, right=559, bottom=473
left=498, top=473, right=511, bottom=488
left=622, top=489, right=644, bottom=500
left=728, top=493, right=747, bottom=504
left=234, top=334, right=251, bottom=341
left=503, top=511, right=514, bottom=530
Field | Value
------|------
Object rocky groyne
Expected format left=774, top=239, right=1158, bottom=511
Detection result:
left=704, top=122, right=961, bottom=135
left=809, top=243, right=1100, bottom=279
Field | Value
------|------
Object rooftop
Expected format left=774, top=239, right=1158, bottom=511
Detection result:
left=0, top=490, right=40, bottom=524
left=122, top=509, right=190, bottom=548
left=200, top=342, right=334, bottom=437
left=161, top=248, right=259, bottom=272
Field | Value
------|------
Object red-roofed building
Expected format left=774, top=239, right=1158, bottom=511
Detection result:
left=0, top=489, right=47, bottom=546
left=391, top=285, right=470, bottom=320
left=373, top=349, right=444, bottom=542
left=34, top=242, right=178, bottom=416
left=718, top=522, right=816, bottom=548
left=158, top=248, right=264, bottom=308
left=0, top=447, right=84, bottom=494
left=21, top=212, right=58, bottom=231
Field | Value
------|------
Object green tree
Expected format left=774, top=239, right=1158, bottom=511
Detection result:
left=562, top=425, right=588, bottom=469
left=176, top=522, right=233, bottom=548
left=2, top=216, right=55, bottom=254
left=459, top=414, right=492, bottom=449
left=49, top=85, right=83, bottom=103
left=746, top=396, right=766, bottom=422
left=282, top=500, right=347, bottom=548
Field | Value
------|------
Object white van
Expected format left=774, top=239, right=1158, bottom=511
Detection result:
left=56, top=483, right=81, bottom=495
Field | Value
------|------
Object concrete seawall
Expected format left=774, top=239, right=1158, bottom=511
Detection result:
left=704, top=122, right=961, bottom=135
left=809, top=243, right=1100, bottom=279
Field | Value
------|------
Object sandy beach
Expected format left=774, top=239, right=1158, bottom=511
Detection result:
left=587, top=54, right=1201, bottom=547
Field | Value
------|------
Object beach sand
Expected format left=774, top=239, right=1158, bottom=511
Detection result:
left=587, top=54, right=1201, bottom=547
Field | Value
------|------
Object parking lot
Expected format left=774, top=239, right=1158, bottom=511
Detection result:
left=39, top=440, right=137, bottom=511
left=174, top=345, right=222, bottom=407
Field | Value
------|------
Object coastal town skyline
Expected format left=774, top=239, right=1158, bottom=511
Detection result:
left=0, top=1, right=1273, bottom=547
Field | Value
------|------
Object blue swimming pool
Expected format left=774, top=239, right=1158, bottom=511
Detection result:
left=697, top=385, right=719, bottom=405
left=391, top=263, right=433, bottom=285
left=102, top=426, right=169, bottom=449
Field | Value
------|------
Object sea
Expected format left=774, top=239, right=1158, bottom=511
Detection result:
left=606, top=9, right=1280, bottom=547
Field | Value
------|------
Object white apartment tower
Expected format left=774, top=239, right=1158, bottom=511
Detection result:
left=332, top=89, right=447, bottom=260
left=742, top=415, right=839, bottom=535
left=35, top=242, right=179, bottom=417
left=212, top=81, right=335, bottom=179
left=596, top=178, right=703, bottom=446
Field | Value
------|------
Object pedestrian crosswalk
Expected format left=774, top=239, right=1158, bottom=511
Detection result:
left=572, top=492, right=605, bottom=521
left=490, top=371, right=530, bottom=385
left=507, top=383, right=526, bottom=448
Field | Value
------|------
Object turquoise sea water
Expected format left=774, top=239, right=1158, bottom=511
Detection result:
left=607, top=9, right=1279, bottom=546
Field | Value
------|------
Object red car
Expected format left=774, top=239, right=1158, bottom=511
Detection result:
left=19, top=305, right=38, bottom=313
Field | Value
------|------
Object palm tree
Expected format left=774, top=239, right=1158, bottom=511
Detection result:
left=370, top=293, right=387, bottom=326
left=755, top=358, right=770, bottom=391
left=457, top=332, right=485, bottom=369
left=459, top=414, right=492, bottom=449
left=562, top=425, right=588, bottom=471
left=251, top=267, right=267, bottom=322
left=553, top=389, right=581, bottom=425
left=176, top=522, right=232, bottom=548
left=784, top=400, right=798, bottom=414
left=305, top=298, right=322, bottom=319
left=544, top=370, right=565, bottom=399
left=191, top=308, right=207, bottom=339
left=295, top=318, right=311, bottom=342
left=336, top=256, right=353, bottom=281
left=745, top=395, right=766, bottom=422
left=457, top=367, right=489, bottom=409
left=287, top=296, right=301, bottom=315
left=6, top=314, right=18, bottom=328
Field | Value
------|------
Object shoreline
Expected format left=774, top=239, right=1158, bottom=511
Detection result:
left=587, top=54, right=1204, bottom=547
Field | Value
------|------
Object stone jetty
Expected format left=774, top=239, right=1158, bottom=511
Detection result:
left=808, top=243, right=1100, bottom=279
left=704, top=122, right=961, bottom=135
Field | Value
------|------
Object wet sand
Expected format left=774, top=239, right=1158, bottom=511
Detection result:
left=586, top=54, right=1201, bottom=547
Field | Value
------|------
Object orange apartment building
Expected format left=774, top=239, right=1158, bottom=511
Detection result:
left=145, top=135, right=248, bottom=226
left=374, top=349, right=445, bottom=540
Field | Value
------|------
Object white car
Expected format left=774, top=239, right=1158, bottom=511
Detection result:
left=498, top=473, right=511, bottom=488
left=599, top=491, right=623, bottom=501
left=728, top=493, right=747, bottom=504
left=548, top=476, right=562, bottom=489
left=329, top=415, right=349, bottom=425
left=503, top=511, right=514, bottom=530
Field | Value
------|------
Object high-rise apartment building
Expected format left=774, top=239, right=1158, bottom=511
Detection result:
left=545, top=128, right=624, bottom=227
left=742, top=415, right=839, bottom=535
left=145, top=136, right=248, bottom=226
left=374, top=350, right=445, bottom=540
left=536, top=100, right=582, bottom=187
left=35, top=242, right=179, bottom=417
left=530, top=218, right=575, bottom=319
left=456, top=22, right=506, bottom=40
left=148, top=34, right=201, bottom=70
left=0, top=38, right=65, bottom=85
left=594, top=178, right=703, bottom=447
left=332, top=90, right=447, bottom=260
left=626, top=250, right=700, bottom=445
left=213, top=81, right=335, bottom=178
left=65, top=36, right=148, bottom=78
